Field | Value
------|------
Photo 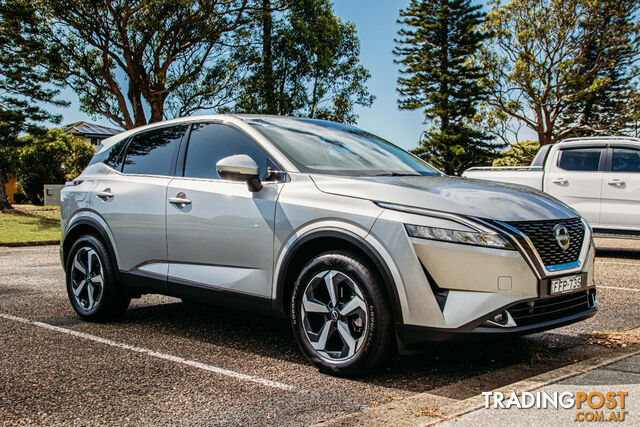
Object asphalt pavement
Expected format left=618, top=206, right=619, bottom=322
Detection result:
left=0, top=237, right=638, bottom=425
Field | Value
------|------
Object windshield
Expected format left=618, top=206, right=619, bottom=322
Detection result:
left=246, top=117, right=441, bottom=176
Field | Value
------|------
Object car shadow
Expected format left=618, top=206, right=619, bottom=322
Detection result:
left=121, top=299, right=593, bottom=395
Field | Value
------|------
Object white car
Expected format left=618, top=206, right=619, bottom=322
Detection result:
left=464, top=137, right=640, bottom=238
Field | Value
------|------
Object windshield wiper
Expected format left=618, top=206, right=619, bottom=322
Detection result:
left=373, top=172, right=421, bottom=177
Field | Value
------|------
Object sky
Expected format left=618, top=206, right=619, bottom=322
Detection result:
left=46, top=0, right=427, bottom=151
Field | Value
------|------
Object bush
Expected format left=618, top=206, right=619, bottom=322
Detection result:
left=493, top=140, right=540, bottom=167
left=16, top=129, right=95, bottom=204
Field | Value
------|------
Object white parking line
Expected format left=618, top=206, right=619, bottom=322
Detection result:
left=596, top=261, right=640, bottom=267
left=0, top=312, right=296, bottom=392
left=598, top=286, right=640, bottom=292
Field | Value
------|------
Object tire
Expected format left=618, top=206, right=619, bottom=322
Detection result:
left=290, top=251, right=394, bottom=376
left=65, top=234, right=130, bottom=321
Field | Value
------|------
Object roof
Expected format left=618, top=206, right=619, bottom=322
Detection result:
left=97, top=114, right=245, bottom=151
left=93, top=114, right=300, bottom=172
left=64, top=121, right=121, bottom=138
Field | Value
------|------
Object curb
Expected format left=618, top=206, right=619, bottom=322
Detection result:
left=427, top=343, right=640, bottom=426
left=318, top=341, right=640, bottom=426
left=0, top=240, right=60, bottom=248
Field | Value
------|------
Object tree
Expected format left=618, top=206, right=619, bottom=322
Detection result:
left=394, top=0, right=498, bottom=175
left=559, top=0, right=640, bottom=138
left=14, top=129, right=94, bottom=204
left=0, top=0, right=66, bottom=210
left=482, top=0, right=640, bottom=146
left=232, top=0, right=374, bottom=124
left=492, top=140, right=539, bottom=166
left=40, top=0, right=252, bottom=130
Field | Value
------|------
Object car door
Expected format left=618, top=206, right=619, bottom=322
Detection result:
left=544, top=146, right=605, bottom=226
left=93, top=124, right=188, bottom=290
left=600, top=146, right=640, bottom=231
left=166, top=122, right=285, bottom=303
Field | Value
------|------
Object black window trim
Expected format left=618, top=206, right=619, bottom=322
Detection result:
left=556, top=146, right=607, bottom=172
left=176, top=120, right=285, bottom=183
left=119, top=123, right=190, bottom=177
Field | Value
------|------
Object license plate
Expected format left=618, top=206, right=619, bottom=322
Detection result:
left=550, top=274, right=583, bottom=295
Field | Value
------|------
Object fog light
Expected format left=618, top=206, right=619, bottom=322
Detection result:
left=493, top=312, right=508, bottom=325
left=483, top=310, right=517, bottom=328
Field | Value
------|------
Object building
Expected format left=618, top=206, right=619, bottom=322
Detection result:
left=63, top=121, right=121, bottom=147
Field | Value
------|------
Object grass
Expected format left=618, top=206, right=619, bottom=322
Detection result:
left=0, top=204, right=60, bottom=245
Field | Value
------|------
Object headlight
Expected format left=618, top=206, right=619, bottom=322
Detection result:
left=405, top=224, right=513, bottom=249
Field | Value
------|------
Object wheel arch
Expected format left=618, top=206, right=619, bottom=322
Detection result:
left=273, top=230, right=403, bottom=324
left=62, top=216, right=119, bottom=275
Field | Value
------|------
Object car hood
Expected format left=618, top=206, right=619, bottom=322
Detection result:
left=310, top=174, right=579, bottom=222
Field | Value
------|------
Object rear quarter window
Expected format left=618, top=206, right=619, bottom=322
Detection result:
left=88, top=138, right=128, bottom=170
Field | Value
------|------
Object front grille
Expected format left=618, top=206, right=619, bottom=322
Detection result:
left=507, top=217, right=585, bottom=266
left=508, top=290, right=595, bottom=327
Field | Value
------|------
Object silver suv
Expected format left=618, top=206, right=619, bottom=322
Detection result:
left=60, top=115, right=597, bottom=375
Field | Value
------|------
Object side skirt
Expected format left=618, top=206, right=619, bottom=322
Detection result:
left=119, top=270, right=272, bottom=316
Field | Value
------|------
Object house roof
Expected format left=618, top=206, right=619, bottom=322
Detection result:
left=64, top=121, right=121, bottom=138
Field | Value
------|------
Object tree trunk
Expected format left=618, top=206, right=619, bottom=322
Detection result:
left=538, top=129, right=552, bottom=146
left=128, top=83, right=148, bottom=128
left=261, top=0, right=276, bottom=114
left=149, top=97, right=165, bottom=123
left=0, top=172, right=13, bottom=211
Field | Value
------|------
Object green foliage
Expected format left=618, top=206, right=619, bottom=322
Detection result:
left=233, top=0, right=374, bottom=124
left=14, top=129, right=94, bottom=204
left=481, top=0, right=640, bottom=146
left=493, top=140, right=540, bottom=166
left=0, top=0, right=66, bottom=208
left=394, top=0, right=501, bottom=175
left=40, top=0, right=251, bottom=129
left=559, top=0, right=640, bottom=138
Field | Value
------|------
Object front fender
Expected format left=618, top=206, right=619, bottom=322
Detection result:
left=272, top=223, right=406, bottom=324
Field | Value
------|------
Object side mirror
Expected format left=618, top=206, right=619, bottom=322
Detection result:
left=216, top=154, right=263, bottom=192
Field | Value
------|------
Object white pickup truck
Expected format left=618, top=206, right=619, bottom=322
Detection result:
left=463, top=136, right=640, bottom=237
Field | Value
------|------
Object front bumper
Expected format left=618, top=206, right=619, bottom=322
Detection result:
left=369, top=208, right=597, bottom=342
left=397, top=288, right=597, bottom=345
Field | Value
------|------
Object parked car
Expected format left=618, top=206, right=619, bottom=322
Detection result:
left=61, top=115, right=597, bottom=375
left=463, top=137, right=640, bottom=238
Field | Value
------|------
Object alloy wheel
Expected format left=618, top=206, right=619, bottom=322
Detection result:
left=300, top=270, right=369, bottom=363
left=70, top=247, right=104, bottom=312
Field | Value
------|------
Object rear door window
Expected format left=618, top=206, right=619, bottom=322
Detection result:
left=122, top=125, right=188, bottom=176
left=557, top=148, right=602, bottom=171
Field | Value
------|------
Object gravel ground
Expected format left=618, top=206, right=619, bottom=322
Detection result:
left=0, top=239, right=638, bottom=425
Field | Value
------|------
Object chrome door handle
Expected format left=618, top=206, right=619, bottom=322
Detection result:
left=552, top=178, right=568, bottom=185
left=169, top=192, right=191, bottom=207
left=608, top=179, right=625, bottom=187
left=97, top=191, right=114, bottom=200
